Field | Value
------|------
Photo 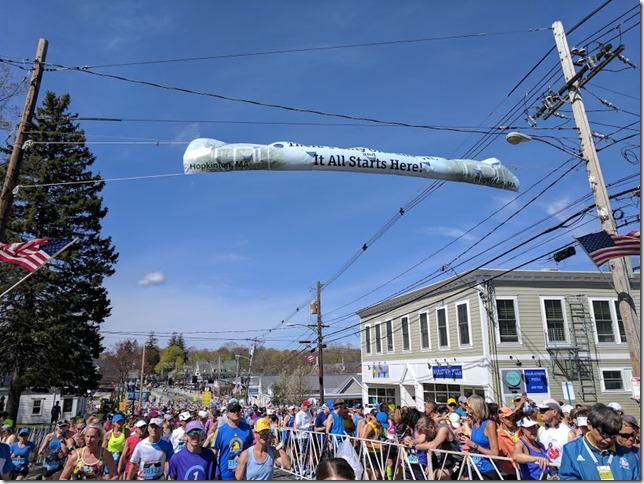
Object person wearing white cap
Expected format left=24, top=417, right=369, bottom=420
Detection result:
left=535, top=398, right=571, bottom=468
left=170, top=411, right=191, bottom=453
left=607, top=401, right=623, bottom=415
left=118, top=420, right=148, bottom=479
left=512, top=417, right=555, bottom=480
left=126, top=417, right=174, bottom=480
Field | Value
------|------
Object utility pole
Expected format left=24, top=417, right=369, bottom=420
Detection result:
left=552, top=21, right=640, bottom=377
left=0, top=38, right=48, bottom=241
left=315, top=281, right=325, bottom=404
left=138, top=344, right=146, bottom=411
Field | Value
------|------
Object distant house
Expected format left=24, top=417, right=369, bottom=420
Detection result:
left=0, top=389, right=89, bottom=425
left=248, top=373, right=363, bottom=407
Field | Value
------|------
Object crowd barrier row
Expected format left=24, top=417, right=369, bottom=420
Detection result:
left=22, top=423, right=553, bottom=480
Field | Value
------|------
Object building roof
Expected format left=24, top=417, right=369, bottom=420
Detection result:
left=357, top=268, right=640, bottom=318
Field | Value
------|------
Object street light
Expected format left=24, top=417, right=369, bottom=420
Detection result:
left=506, top=131, right=640, bottom=377
left=288, top=321, right=328, bottom=405
left=234, top=354, right=253, bottom=405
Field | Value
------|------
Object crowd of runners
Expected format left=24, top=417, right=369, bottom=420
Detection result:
left=0, top=392, right=639, bottom=480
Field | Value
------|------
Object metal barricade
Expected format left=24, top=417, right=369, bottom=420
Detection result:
left=274, top=427, right=521, bottom=480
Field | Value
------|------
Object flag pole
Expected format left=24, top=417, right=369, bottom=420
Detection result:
left=0, top=237, right=78, bottom=299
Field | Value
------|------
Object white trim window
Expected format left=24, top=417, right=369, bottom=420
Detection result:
left=496, top=297, right=521, bottom=344
left=385, top=320, right=394, bottom=353
left=589, top=298, right=626, bottom=344
left=32, top=399, right=43, bottom=416
left=375, top=323, right=383, bottom=354
left=600, top=367, right=633, bottom=392
left=364, top=325, right=372, bottom=354
left=419, top=311, right=431, bottom=350
left=456, top=301, right=472, bottom=347
left=540, top=297, right=569, bottom=344
left=401, top=316, right=411, bottom=351
left=436, top=307, right=450, bottom=349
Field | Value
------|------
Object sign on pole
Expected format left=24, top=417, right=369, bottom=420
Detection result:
left=561, top=381, right=575, bottom=405
left=631, top=377, right=640, bottom=401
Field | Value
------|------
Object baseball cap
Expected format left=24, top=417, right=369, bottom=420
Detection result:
left=134, top=420, right=148, bottom=428
left=458, top=396, right=467, bottom=404
left=112, top=414, right=124, bottom=423
left=448, top=413, right=461, bottom=428
left=302, top=400, right=311, bottom=407
left=148, top=410, right=159, bottom=418
left=1, top=424, right=11, bottom=431
left=325, top=400, right=333, bottom=409
left=376, top=412, right=389, bottom=428
left=185, top=421, right=206, bottom=434
left=179, top=411, right=191, bottom=421
left=498, top=406, right=513, bottom=418
left=149, top=417, right=164, bottom=427
left=266, top=409, right=276, bottom=415
left=622, top=415, right=639, bottom=428
left=18, top=428, right=29, bottom=435
left=198, top=410, right=208, bottom=418
left=288, top=405, right=296, bottom=410
left=561, top=405, right=573, bottom=414
left=369, top=409, right=378, bottom=416
left=228, top=398, right=239, bottom=406
left=537, top=399, right=560, bottom=412
left=227, top=402, right=242, bottom=412
left=607, top=402, right=622, bottom=412
left=354, top=403, right=362, bottom=409
left=447, top=398, right=457, bottom=406
left=255, top=418, right=271, bottom=433
left=517, top=417, right=539, bottom=428
left=56, top=420, right=68, bottom=427
left=333, top=398, right=345, bottom=407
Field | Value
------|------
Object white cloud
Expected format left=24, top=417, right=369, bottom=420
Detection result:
left=421, top=226, right=474, bottom=242
left=544, top=197, right=572, bottom=222
left=138, top=271, right=167, bottom=287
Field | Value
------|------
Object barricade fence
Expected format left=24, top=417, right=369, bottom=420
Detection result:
left=272, top=427, right=527, bottom=480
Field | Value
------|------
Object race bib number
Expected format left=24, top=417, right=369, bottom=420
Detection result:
left=228, top=456, right=238, bottom=471
left=406, top=453, right=419, bottom=465
left=12, top=455, right=25, bottom=467
left=142, top=461, right=163, bottom=479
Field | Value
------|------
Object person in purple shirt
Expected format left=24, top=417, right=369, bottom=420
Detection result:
left=168, top=421, right=216, bottom=480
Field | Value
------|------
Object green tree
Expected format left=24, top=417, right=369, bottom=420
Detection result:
left=0, top=92, right=118, bottom=422
left=99, top=340, right=140, bottom=402
left=155, top=345, right=185, bottom=382
left=145, top=332, right=161, bottom=377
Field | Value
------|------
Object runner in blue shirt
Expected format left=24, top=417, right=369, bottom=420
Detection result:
left=9, top=428, right=36, bottom=479
left=213, top=401, right=253, bottom=480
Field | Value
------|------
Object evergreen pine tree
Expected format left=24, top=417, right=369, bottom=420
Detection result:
left=0, top=92, right=118, bottom=422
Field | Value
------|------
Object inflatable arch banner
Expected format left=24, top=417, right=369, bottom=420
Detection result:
left=183, top=138, right=519, bottom=192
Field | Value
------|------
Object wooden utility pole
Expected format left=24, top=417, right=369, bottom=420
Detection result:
left=138, top=344, right=146, bottom=411
left=0, top=38, right=48, bottom=241
left=553, top=21, right=640, bottom=377
left=315, top=281, right=325, bottom=404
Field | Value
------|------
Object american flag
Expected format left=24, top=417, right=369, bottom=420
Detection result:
left=575, top=230, right=640, bottom=267
left=306, top=354, right=315, bottom=364
left=0, top=237, right=74, bottom=272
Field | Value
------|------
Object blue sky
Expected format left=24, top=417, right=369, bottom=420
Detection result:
left=2, top=1, right=640, bottom=353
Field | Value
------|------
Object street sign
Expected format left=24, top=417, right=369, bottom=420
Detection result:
left=631, top=377, right=640, bottom=400
left=561, top=381, right=575, bottom=404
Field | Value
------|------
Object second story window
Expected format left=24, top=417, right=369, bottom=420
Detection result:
left=385, top=320, right=394, bottom=352
left=543, top=298, right=567, bottom=343
left=364, top=326, right=371, bottom=354
left=419, top=312, right=430, bottom=349
left=375, top=323, right=382, bottom=353
left=456, top=302, right=471, bottom=346
left=401, top=316, right=410, bottom=351
left=437, top=307, right=449, bottom=348
left=497, top=298, right=519, bottom=343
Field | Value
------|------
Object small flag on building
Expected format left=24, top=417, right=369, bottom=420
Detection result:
left=0, top=237, right=74, bottom=272
left=306, top=354, right=315, bottom=364
left=574, top=230, right=640, bottom=267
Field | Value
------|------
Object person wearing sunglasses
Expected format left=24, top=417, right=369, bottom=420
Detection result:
left=168, top=420, right=216, bottom=480
left=235, top=417, right=290, bottom=480
left=615, top=415, right=640, bottom=462
left=559, top=403, right=640, bottom=480
left=126, top=417, right=174, bottom=480
left=212, top=401, right=253, bottom=480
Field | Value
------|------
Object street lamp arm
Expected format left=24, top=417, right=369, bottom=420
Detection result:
left=505, top=131, right=584, bottom=160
